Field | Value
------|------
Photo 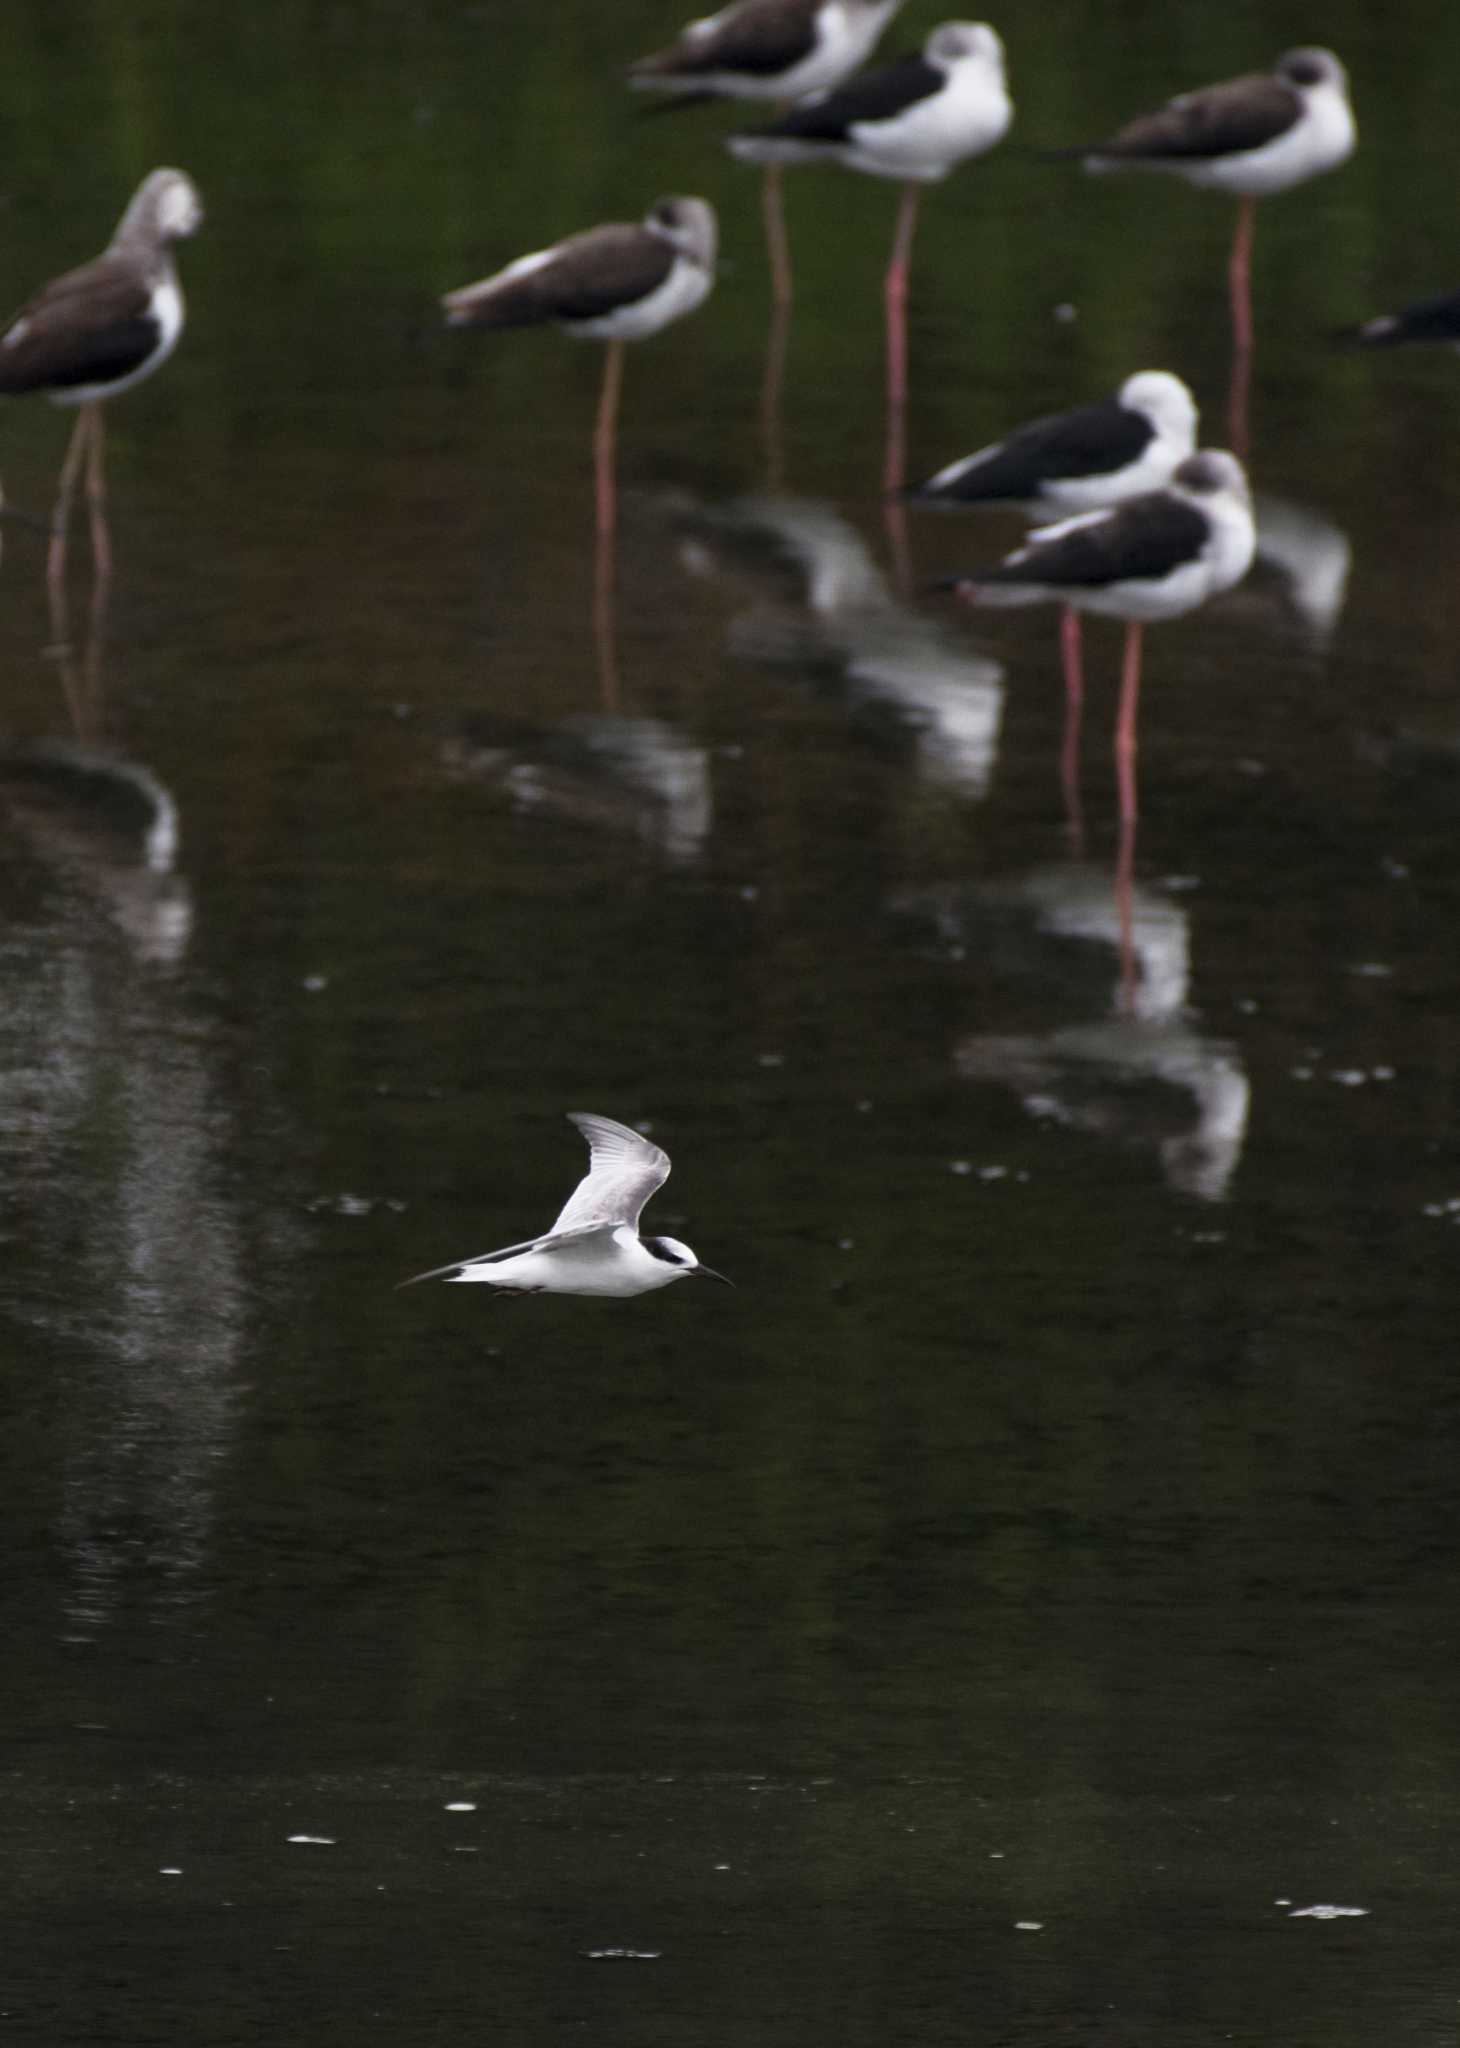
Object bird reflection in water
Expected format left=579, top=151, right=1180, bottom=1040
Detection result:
left=0, top=724, right=247, bottom=1638
left=439, top=712, right=714, bottom=867
left=902, top=863, right=1251, bottom=1201
left=675, top=491, right=1006, bottom=798
left=1245, top=492, right=1351, bottom=644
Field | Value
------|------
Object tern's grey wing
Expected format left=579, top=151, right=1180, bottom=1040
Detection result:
left=397, top=1221, right=620, bottom=1288
left=551, top=1111, right=671, bottom=1231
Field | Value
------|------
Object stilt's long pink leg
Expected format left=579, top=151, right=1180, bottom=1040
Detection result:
left=884, top=181, right=921, bottom=415
left=592, top=342, right=625, bottom=709
left=593, top=340, right=626, bottom=548
left=1228, top=195, right=1256, bottom=361
left=762, top=163, right=793, bottom=310
left=1114, top=616, right=1144, bottom=831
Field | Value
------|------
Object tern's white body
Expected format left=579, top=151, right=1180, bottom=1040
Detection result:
left=402, top=1112, right=730, bottom=1299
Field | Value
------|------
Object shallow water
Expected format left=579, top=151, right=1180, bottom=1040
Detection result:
left=3, top=3, right=1460, bottom=2042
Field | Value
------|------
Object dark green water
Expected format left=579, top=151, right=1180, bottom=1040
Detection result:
left=3, top=3, right=1460, bottom=2042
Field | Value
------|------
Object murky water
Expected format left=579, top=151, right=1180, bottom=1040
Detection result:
left=3, top=3, right=1460, bottom=2042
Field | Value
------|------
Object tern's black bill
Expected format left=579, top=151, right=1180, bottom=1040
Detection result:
left=693, top=1264, right=735, bottom=1287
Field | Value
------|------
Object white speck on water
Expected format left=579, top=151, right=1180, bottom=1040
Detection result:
left=1381, top=856, right=1410, bottom=879
left=1052, top=302, right=1077, bottom=323
left=287, top=1835, right=335, bottom=1846
left=1348, top=962, right=1392, bottom=978
left=159, top=1867, right=182, bottom=1876
left=1289, top=1904, right=1368, bottom=1920
left=714, top=1862, right=731, bottom=1871
left=1190, top=1230, right=1227, bottom=1244
left=856, top=1099, right=873, bottom=1113
left=1014, top=1920, right=1043, bottom=1931
left=1236, top=996, right=1258, bottom=1014
left=837, top=1238, right=854, bottom=1251
left=739, top=884, right=758, bottom=901
left=978, top=1165, right=1008, bottom=1182
left=1163, top=874, right=1202, bottom=892
left=1331, top=1069, right=1367, bottom=1087
left=303, top=974, right=328, bottom=992
left=445, top=1801, right=476, bottom=1812
left=757, top=1052, right=784, bottom=1068
left=949, top=1159, right=972, bottom=1175
left=1290, top=1066, right=1314, bottom=1081
left=452, top=1846, right=479, bottom=1854
left=989, top=1852, right=1004, bottom=1859
left=1237, top=759, right=1267, bottom=777
left=1274, top=1898, right=1291, bottom=1906
left=1373, top=1066, right=1395, bottom=1081
left=584, top=1948, right=661, bottom=1960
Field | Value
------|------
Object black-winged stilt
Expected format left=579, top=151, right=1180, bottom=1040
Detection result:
left=937, top=450, right=1255, bottom=829
left=907, top=370, right=1198, bottom=829
left=0, top=169, right=205, bottom=605
left=442, top=196, right=717, bottom=554
left=629, top=0, right=906, bottom=307
left=729, top=23, right=1012, bottom=420
left=1062, top=49, right=1354, bottom=371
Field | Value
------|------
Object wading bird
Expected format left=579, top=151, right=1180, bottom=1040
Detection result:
left=906, top=370, right=1198, bottom=827
left=938, top=450, right=1255, bottom=827
left=1061, top=49, right=1354, bottom=361
left=628, top=0, right=906, bottom=306
left=0, top=168, right=205, bottom=601
left=729, top=23, right=1011, bottom=414
left=442, top=197, right=717, bottom=544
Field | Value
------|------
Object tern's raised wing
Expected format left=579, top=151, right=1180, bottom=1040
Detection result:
left=551, top=1112, right=671, bottom=1232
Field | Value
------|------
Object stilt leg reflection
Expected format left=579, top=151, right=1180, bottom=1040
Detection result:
left=47, top=403, right=96, bottom=615
left=84, top=403, right=112, bottom=588
left=50, top=563, right=110, bottom=745
left=760, top=290, right=791, bottom=492
left=1058, top=605, right=1085, bottom=852
left=1114, top=803, right=1138, bottom=1015
left=592, top=511, right=620, bottom=713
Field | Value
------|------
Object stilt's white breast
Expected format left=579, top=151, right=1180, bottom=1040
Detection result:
left=1176, top=80, right=1355, bottom=195
left=52, top=274, right=185, bottom=407
left=565, top=253, right=713, bottom=342
left=843, top=45, right=1011, bottom=181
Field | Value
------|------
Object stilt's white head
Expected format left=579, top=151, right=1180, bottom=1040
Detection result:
left=118, top=168, right=205, bottom=248
left=1119, top=370, right=1199, bottom=453
left=925, top=22, right=1005, bottom=79
left=645, top=197, right=719, bottom=274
